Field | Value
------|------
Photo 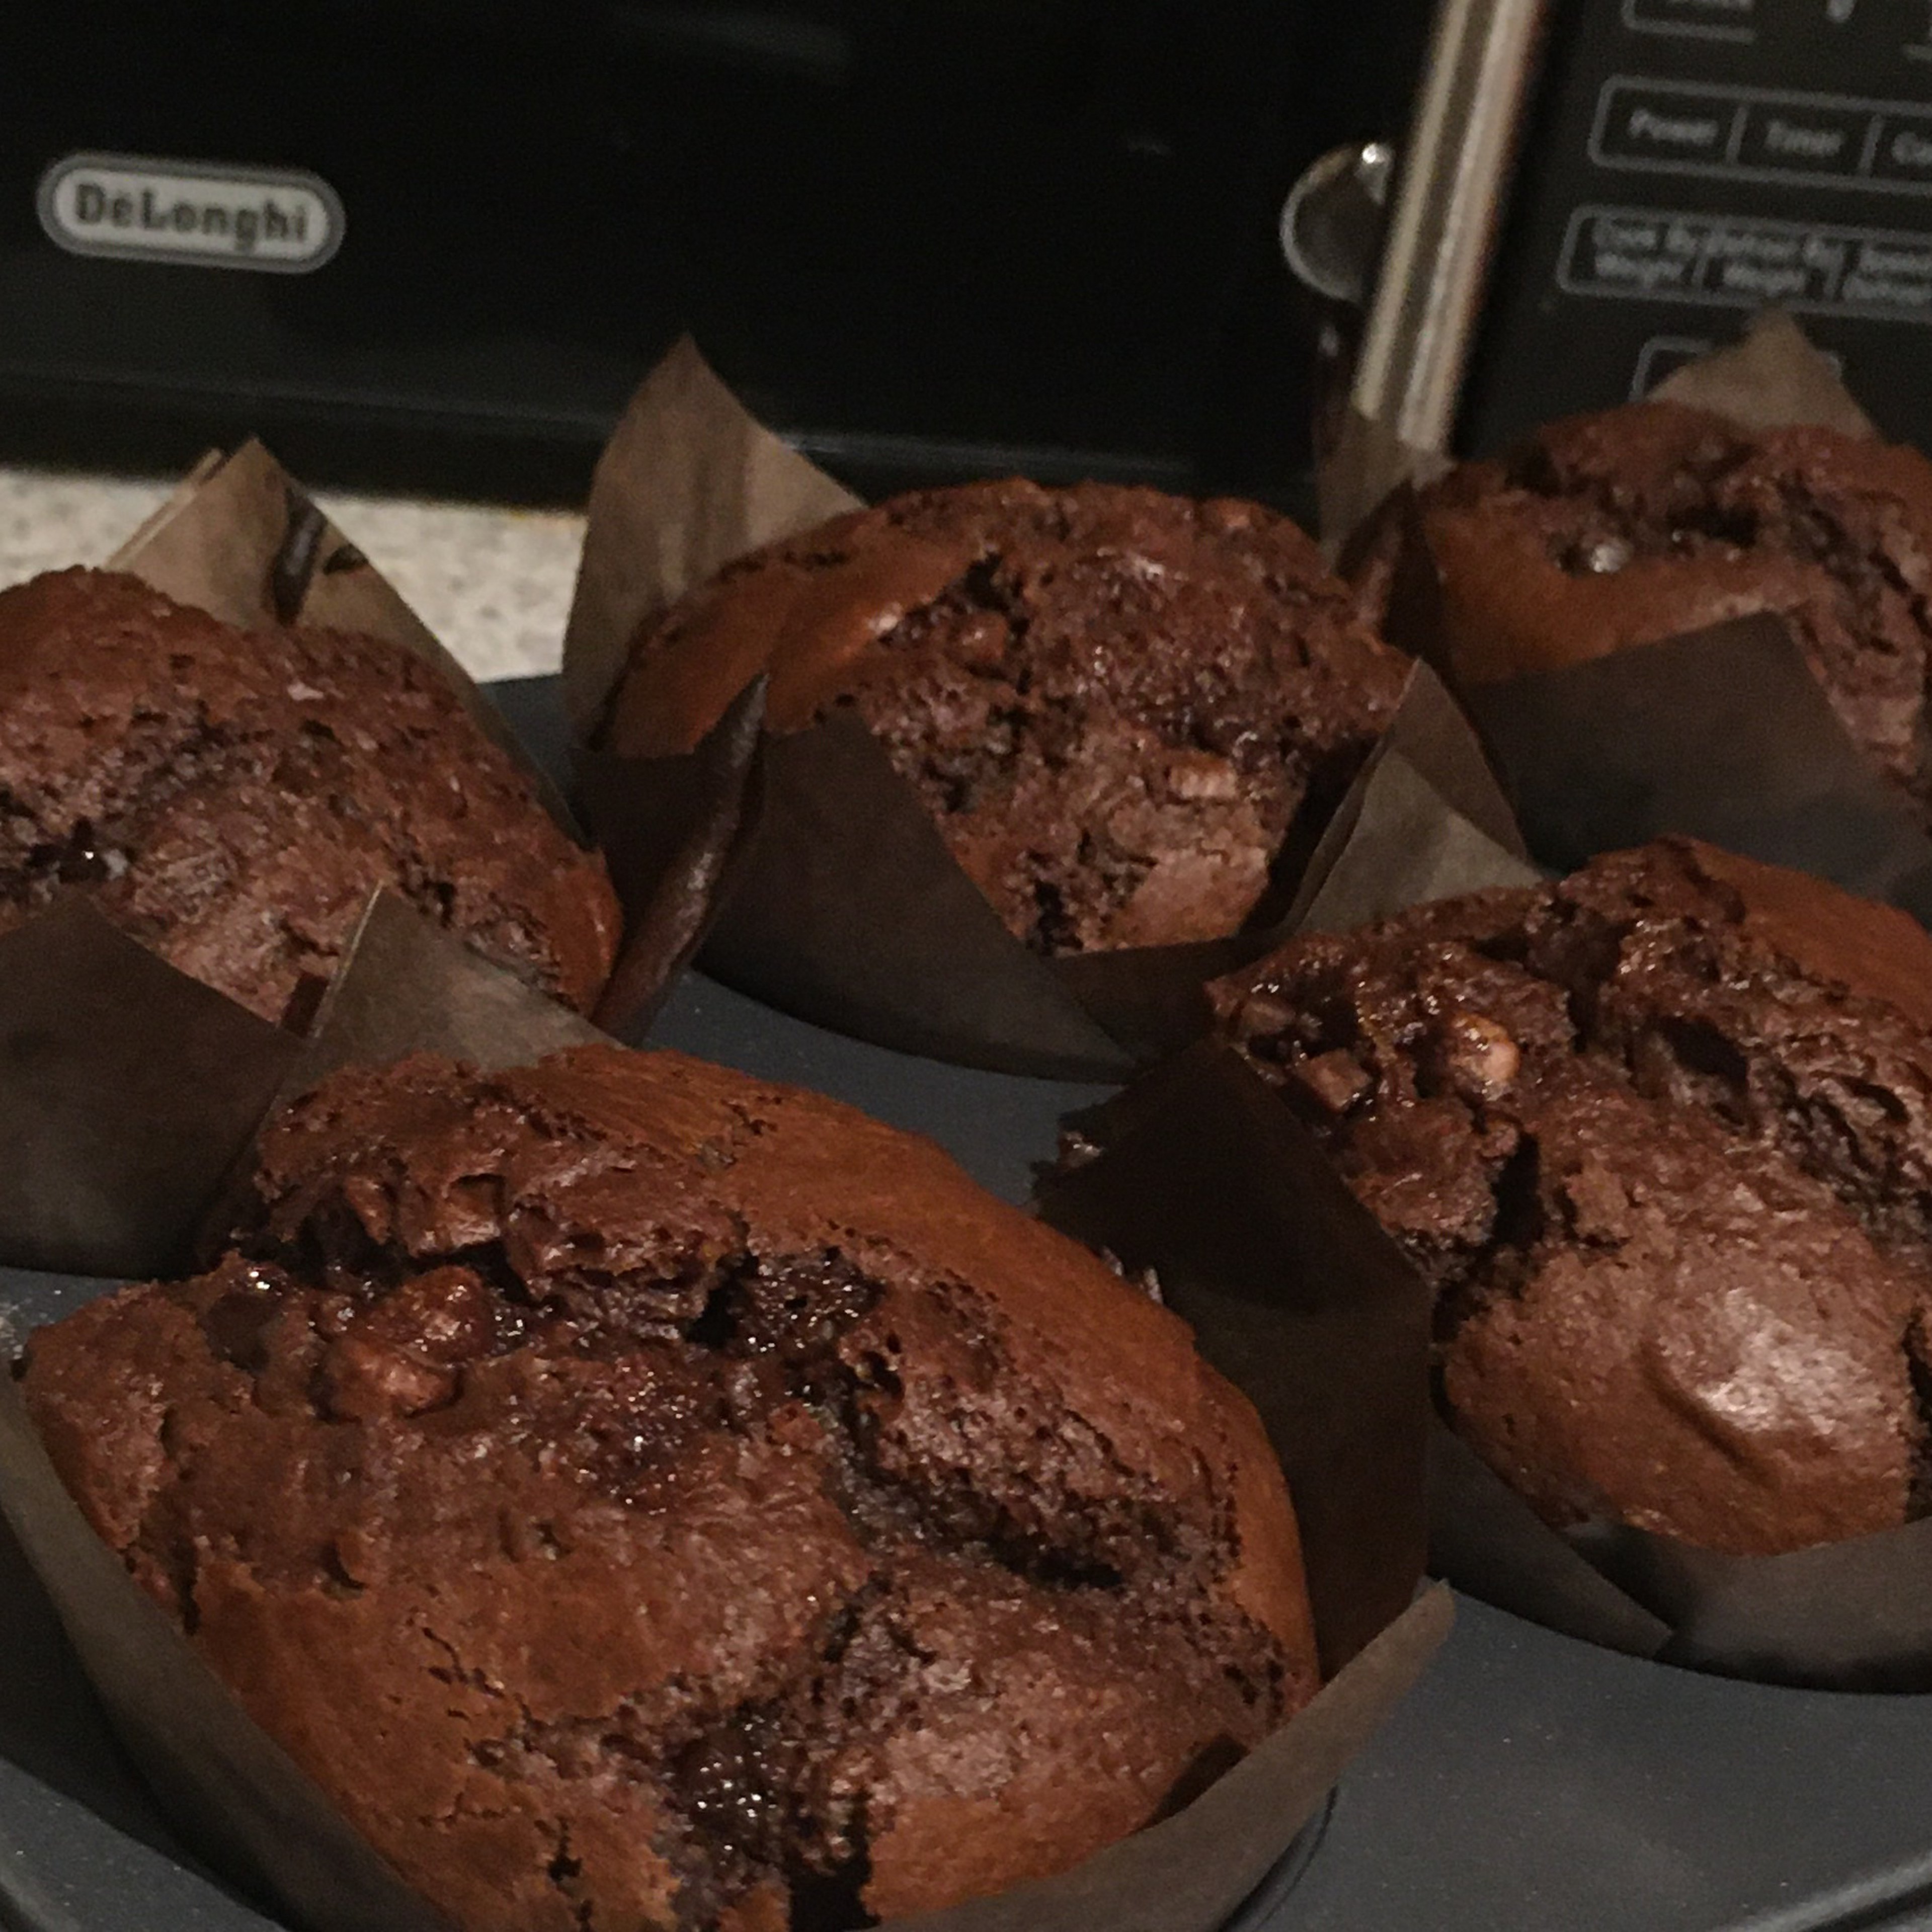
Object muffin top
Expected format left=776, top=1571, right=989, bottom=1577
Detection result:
left=0, top=569, right=620, bottom=1022
left=1347, top=403, right=1932, bottom=807
left=610, top=479, right=1410, bottom=953
left=1211, top=837, right=1932, bottom=1555
left=22, top=1042, right=1314, bottom=1932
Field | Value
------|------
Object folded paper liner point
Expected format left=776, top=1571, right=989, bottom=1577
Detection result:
left=282, top=889, right=607, bottom=1088
left=588, top=676, right=772, bottom=1040
left=1284, top=660, right=1540, bottom=937
left=0, top=908, right=1454, bottom=1932
left=562, top=335, right=863, bottom=737
left=1651, top=307, right=1878, bottom=441
left=107, top=436, right=588, bottom=845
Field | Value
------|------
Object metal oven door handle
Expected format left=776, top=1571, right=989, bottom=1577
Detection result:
left=1326, top=0, right=1550, bottom=534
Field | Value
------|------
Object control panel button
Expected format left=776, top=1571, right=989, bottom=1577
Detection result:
left=1561, top=205, right=1932, bottom=325
left=1624, top=0, right=1758, bottom=36
left=1841, top=235, right=1932, bottom=308
left=1871, top=114, right=1932, bottom=184
left=1701, top=222, right=1836, bottom=302
left=1592, top=81, right=1932, bottom=198
left=1561, top=210, right=1706, bottom=296
left=1596, top=83, right=1741, bottom=165
left=1735, top=101, right=1872, bottom=177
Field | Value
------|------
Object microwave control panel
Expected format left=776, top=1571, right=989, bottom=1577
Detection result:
left=1460, top=0, right=1932, bottom=451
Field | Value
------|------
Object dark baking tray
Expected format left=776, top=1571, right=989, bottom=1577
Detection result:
left=6, top=677, right=1932, bottom=1932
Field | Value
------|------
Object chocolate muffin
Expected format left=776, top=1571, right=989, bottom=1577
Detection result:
left=1210, top=837, right=1932, bottom=1556
left=0, top=569, right=620, bottom=1023
left=608, top=479, right=1410, bottom=952
left=1346, top=403, right=1932, bottom=809
left=21, top=1043, right=1316, bottom=1932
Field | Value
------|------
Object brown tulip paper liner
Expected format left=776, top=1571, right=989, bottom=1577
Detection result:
left=1, top=914, right=1454, bottom=1932
left=0, top=840, right=732, bottom=1290
left=0, top=783, right=735, bottom=1282
left=564, top=338, right=1508, bottom=1078
left=1372, top=314, right=1932, bottom=925
left=0, top=882, right=626, bottom=1284
left=1038, top=1042, right=1436, bottom=1674
left=0, top=901, right=302, bottom=1278
left=587, top=665, right=1518, bottom=1080
left=1099, top=750, right=1932, bottom=1687
left=191, top=860, right=758, bottom=1262
left=1456, top=612, right=1932, bottom=923
left=106, top=437, right=586, bottom=848
left=0, top=865, right=729, bottom=1287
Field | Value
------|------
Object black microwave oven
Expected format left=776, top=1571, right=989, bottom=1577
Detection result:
left=0, top=2, right=1436, bottom=505
left=10, top=5, right=1932, bottom=511
left=1454, top=0, right=1932, bottom=456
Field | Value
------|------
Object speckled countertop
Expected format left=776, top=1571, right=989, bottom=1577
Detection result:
left=0, top=464, right=584, bottom=682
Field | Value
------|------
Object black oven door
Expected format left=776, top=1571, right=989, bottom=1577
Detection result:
left=0, top=2, right=1432, bottom=500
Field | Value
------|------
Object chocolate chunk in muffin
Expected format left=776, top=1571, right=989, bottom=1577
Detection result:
left=1346, top=403, right=1932, bottom=810
left=1210, top=836, right=1932, bottom=1555
left=21, top=1043, right=1316, bottom=1932
left=609, top=480, right=1410, bottom=953
left=0, top=569, right=620, bottom=1024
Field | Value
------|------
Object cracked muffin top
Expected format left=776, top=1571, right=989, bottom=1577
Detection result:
left=0, top=569, right=620, bottom=1024
left=606, top=479, right=1410, bottom=953
left=20, top=1043, right=1316, bottom=1932
left=1210, top=837, right=1932, bottom=1557
left=1345, top=402, right=1932, bottom=812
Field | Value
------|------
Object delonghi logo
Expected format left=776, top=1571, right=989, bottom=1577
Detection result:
left=37, top=153, right=343, bottom=272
